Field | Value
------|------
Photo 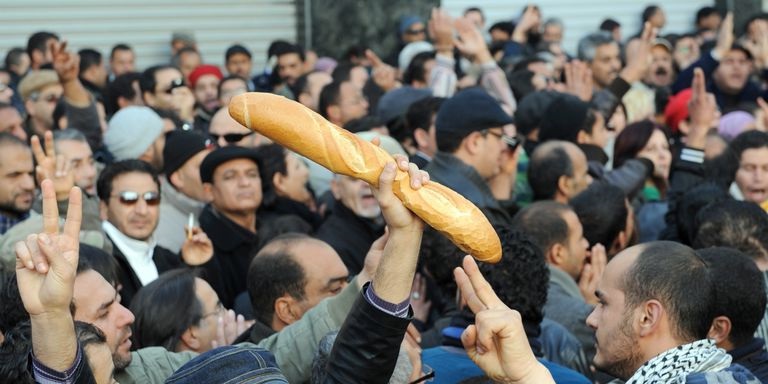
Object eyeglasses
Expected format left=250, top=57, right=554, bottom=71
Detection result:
left=30, top=92, right=61, bottom=103
left=483, top=129, right=523, bottom=152
left=201, top=302, right=225, bottom=320
left=405, top=28, right=426, bottom=35
left=210, top=131, right=255, bottom=144
left=112, top=191, right=161, bottom=206
left=164, top=78, right=186, bottom=94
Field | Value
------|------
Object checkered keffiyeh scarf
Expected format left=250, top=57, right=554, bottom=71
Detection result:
left=625, top=339, right=732, bottom=384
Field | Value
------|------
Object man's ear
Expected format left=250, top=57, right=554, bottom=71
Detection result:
left=179, top=327, right=201, bottom=352
left=142, top=91, right=155, bottom=106
left=99, top=200, right=108, bottom=221
left=327, top=105, right=341, bottom=123
left=576, top=130, right=590, bottom=145
left=273, top=172, right=287, bottom=196
left=274, top=295, right=299, bottom=327
left=610, top=230, right=628, bottom=256
left=637, top=299, right=664, bottom=338
left=707, top=316, right=732, bottom=346
left=169, top=171, right=184, bottom=191
left=548, top=243, right=566, bottom=266
left=202, top=182, right=214, bottom=203
left=413, top=128, right=429, bottom=150
left=24, top=99, right=36, bottom=117
left=330, top=177, right=342, bottom=200
left=464, top=132, right=483, bottom=155
left=557, top=174, right=571, bottom=198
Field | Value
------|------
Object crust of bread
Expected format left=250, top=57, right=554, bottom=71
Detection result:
left=229, top=92, right=501, bottom=263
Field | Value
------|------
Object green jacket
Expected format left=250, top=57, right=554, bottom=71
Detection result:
left=114, top=276, right=361, bottom=384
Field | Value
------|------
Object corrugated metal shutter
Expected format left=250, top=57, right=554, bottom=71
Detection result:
left=441, top=0, right=713, bottom=55
left=0, top=0, right=296, bottom=72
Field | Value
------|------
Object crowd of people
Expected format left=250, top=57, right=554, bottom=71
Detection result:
left=1, top=2, right=768, bottom=383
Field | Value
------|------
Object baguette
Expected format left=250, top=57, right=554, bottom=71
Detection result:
left=229, top=92, right=501, bottom=263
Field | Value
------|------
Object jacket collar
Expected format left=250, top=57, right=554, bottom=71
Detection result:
left=160, top=177, right=205, bottom=216
left=548, top=264, right=582, bottom=299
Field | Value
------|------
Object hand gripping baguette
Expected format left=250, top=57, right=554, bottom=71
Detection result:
left=229, top=92, right=501, bottom=263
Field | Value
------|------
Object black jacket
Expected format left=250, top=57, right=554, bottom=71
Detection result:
left=323, top=284, right=411, bottom=384
left=198, top=204, right=261, bottom=308
left=316, top=201, right=384, bottom=275
left=233, top=320, right=276, bottom=345
left=109, top=237, right=182, bottom=307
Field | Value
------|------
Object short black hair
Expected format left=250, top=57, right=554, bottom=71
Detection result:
left=0, top=320, right=33, bottom=383
left=75, top=320, right=107, bottom=349
left=699, top=247, right=766, bottom=347
left=478, top=227, right=548, bottom=325
left=274, top=43, right=305, bottom=62
left=727, top=130, right=768, bottom=168
left=254, top=144, right=288, bottom=208
left=104, top=71, right=141, bottom=117
left=3, top=47, right=27, bottom=70
left=330, top=62, right=358, bottom=84
left=528, top=142, right=574, bottom=201
left=110, top=43, right=132, bottom=60
left=79, top=243, right=120, bottom=287
left=248, top=234, right=311, bottom=327
left=599, top=19, right=621, bottom=32
left=570, top=182, right=627, bottom=251
left=673, top=182, right=731, bottom=245
left=623, top=242, right=715, bottom=342
left=0, top=272, right=27, bottom=334
left=96, top=159, right=160, bottom=203
left=78, top=48, right=102, bottom=76
left=318, top=80, right=343, bottom=119
left=225, top=44, right=252, bottom=61
left=402, top=96, right=444, bottom=146
left=140, top=64, right=179, bottom=95
left=419, top=227, right=465, bottom=300
left=693, top=200, right=768, bottom=261
left=489, top=21, right=515, bottom=36
left=130, top=269, right=204, bottom=351
left=695, top=7, right=719, bottom=26
left=641, top=5, right=661, bottom=23
left=403, top=51, right=436, bottom=85
left=435, top=130, right=467, bottom=154
left=26, top=31, right=59, bottom=58
left=512, top=201, right=572, bottom=255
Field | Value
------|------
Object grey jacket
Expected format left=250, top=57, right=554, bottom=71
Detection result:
left=153, top=177, right=206, bottom=254
left=542, top=265, right=596, bottom=362
left=114, top=275, right=361, bottom=384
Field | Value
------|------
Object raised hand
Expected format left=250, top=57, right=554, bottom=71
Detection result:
left=512, top=5, right=540, bottom=44
left=31, top=131, right=75, bottom=201
left=622, top=22, right=656, bottom=84
left=50, top=40, right=79, bottom=84
left=181, top=226, right=214, bottom=266
left=715, top=13, right=734, bottom=60
left=454, top=17, right=493, bottom=64
left=16, top=180, right=82, bottom=371
left=564, top=60, right=594, bottom=102
left=686, top=68, right=718, bottom=149
left=366, top=49, right=399, bottom=92
left=579, top=244, right=606, bottom=305
left=454, top=256, right=554, bottom=384
left=429, top=8, right=455, bottom=54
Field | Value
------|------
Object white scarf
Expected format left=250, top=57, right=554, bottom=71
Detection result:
left=102, top=221, right=159, bottom=286
left=625, top=339, right=732, bottom=384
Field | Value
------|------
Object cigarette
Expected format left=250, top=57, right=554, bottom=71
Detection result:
left=187, top=213, right=194, bottom=239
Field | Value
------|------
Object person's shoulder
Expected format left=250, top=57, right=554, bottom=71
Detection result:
left=538, top=359, right=591, bottom=384
left=684, top=364, right=761, bottom=384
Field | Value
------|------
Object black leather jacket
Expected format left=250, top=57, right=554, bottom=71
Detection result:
left=323, top=284, right=411, bottom=384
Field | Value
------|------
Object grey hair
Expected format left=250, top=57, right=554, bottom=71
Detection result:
left=543, top=18, right=563, bottom=29
left=52, top=129, right=89, bottom=152
left=577, top=31, right=616, bottom=62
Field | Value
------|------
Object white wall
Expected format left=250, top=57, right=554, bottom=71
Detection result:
left=0, top=0, right=296, bottom=72
left=442, top=0, right=714, bottom=55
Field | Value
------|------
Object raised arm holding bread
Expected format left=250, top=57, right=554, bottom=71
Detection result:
left=229, top=92, right=501, bottom=263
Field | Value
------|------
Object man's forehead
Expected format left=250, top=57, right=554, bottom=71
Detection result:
left=215, top=158, right=258, bottom=173
left=0, top=144, right=32, bottom=168
left=74, top=270, right=116, bottom=316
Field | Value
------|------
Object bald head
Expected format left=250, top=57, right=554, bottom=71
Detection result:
left=529, top=140, right=591, bottom=202
left=209, top=107, right=264, bottom=148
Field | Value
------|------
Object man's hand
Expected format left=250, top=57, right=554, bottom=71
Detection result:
left=454, top=17, right=493, bottom=64
left=16, top=181, right=82, bottom=316
left=621, top=22, right=656, bottom=84
left=171, top=86, right=196, bottom=122
left=578, top=244, right=606, bottom=305
left=454, top=256, right=554, bottom=384
left=50, top=40, right=79, bottom=84
left=372, top=154, right=427, bottom=232
left=16, top=181, right=82, bottom=371
left=756, top=98, right=768, bottom=131
left=366, top=50, right=400, bottom=92
left=181, top=226, right=214, bottom=266
left=512, top=5, right=540, bottom=44
left=714, top=13, right=734, bottom=60
left=32, top=132, right=75, bottom=202
left=686, top=68, right=718, bottom=149
left=564, top=60, right=594, bottom=102
left=211, top=309, right=253, bottom=348
left=410, top=273, right=432, bottom=323
left=429, top=8, right=454, bottom=55
left=743, top=20, right=768, bottom=69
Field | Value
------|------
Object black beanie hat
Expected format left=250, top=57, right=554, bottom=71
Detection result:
left=538, top=94, right=590, bottom=143
left=163, top=130, right=212, bottom=180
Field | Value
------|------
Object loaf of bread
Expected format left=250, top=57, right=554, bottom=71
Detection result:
left=229, top=92, right=501, bottom=263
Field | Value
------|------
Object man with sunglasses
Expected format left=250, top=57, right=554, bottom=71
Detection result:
left=139, top=65, right=195, bottom=129
left=208, top=107, right=264, bottom=148
left=96, top=159, right=213, bottom=307
left=425, top=87, right=520, bottom=226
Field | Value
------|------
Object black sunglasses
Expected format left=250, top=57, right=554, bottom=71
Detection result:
left=164, top=78, right=187, bottom=94
left=405, top=28, right=426, bottom=35
left=483, top=129, right=524, bottom=152
left=210, top=131, right=255, bottom=144
left=113, top=191, right=161, bottom=206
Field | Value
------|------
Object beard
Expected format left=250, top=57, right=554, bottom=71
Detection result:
left=598, top=311, right=645, bottom=380
left=0, top=199, right=31, bottom=217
